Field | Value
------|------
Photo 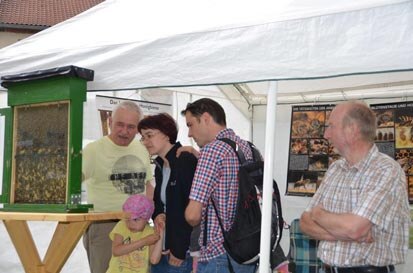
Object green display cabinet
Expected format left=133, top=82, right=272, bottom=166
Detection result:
left=0, top=66, right=94, bottom=212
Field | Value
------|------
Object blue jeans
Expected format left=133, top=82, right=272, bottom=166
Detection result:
left=197, top=253, right=257, bottom=273
left=151, top=254, right=193, bottom=273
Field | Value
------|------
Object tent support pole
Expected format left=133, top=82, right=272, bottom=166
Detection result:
left=259, top=81, right=278, bottom=273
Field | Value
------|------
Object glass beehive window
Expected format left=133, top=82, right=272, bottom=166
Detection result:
left=12, top=101, right=69, bottom=204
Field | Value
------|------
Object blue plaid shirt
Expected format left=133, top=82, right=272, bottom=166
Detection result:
left=189, top=128, right=252, bottom=262
left=289, top=219, right=322, bottom=273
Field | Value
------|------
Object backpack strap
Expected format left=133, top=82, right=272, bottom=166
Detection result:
left=211, top=198, right=236, bottom=273
left=203, top=138, right=238, bottom=248
left=211, top=198, right=225, bottom=235
left=203, top=200, right=236, bottom=273
left=202, top=138, right=243, bottom=253
left=216, top=138, right=253, bottom=273
left=203, top=206, right=208, bottom=247
left=220, top=138, right=263, bottom=163
left=219, top=138, right=247, bottom=164
left=202, top=198, right=227, bottom=245
left=247, top=141, right=262, bottom=161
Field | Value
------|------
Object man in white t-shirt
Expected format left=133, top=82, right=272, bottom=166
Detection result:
left=82, top=101, right=154, bottom=273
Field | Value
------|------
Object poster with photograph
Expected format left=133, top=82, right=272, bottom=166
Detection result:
left=286, top=104, right=336, bottom=196
left=95, top=95, right=172, bottom=136
left=370, top=101, right=413, bottom=204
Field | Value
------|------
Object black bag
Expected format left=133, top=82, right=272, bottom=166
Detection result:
left=207, top=138, right=284, bottom=271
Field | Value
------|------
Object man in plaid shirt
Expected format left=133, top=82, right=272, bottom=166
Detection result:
left=300, top=101, right=410, bottom=273
left=182, top=98, right=256, bottom=273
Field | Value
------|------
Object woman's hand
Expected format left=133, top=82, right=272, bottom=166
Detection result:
left=168, top=251, right=184, bottom=267
left=154, top=214, right=166, bottom=233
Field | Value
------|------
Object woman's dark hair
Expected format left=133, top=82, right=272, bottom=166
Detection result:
left=138, top=113, right=178, bottom=144
left=180, top=98, right=226, bottom=126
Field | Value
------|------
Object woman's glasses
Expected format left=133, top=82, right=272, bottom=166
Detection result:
left=140, top=131, right=160, bottom=142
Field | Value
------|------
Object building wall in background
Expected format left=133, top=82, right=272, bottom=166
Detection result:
left=0, top=32, right=31, bottom=48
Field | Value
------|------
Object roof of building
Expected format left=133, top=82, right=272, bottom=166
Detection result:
left=0, top=0, right=104, bottom=28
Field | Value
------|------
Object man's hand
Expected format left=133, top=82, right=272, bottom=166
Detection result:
left=357, top=229, right=374, bottom=244
left=310, top=204, right=325, bottom=221
left=300, top=210, right=336, bottom=241
left=176, top=146, right=200, bottom=158
left=309, top=204, right=373, bottom=242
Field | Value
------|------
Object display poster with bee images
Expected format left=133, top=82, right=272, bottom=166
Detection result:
left=95, top=95, right=172, bottom=136
left=286, top=104, right=337, bottom=196
left=370, top=101, right=413, bottom=204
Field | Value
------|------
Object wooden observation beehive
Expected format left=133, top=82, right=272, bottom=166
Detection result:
left=0, top=66, right=94, bottom=212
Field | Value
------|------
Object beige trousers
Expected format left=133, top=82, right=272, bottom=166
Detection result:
left=83, top=221, right=118, bottom=273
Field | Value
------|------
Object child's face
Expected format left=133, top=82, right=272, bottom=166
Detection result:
left=126, top=218, right=147, bottom=232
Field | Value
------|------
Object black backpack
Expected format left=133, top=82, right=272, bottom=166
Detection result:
left=206, top=138, right=284, bottom=272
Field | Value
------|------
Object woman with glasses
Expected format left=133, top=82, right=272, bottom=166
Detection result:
left=138, top=113, right=199, bottom=273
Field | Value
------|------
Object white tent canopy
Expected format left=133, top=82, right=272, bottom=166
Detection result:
left=0, top=0, right=412, bottom=97
left=0, top=1, right=412, bottom=272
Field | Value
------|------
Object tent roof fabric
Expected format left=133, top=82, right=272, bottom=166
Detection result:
left=0, top=0, right=103, bottom=27
left=0, top=0, right=412, bottom=95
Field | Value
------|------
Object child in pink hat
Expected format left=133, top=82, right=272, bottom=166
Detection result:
left=106, top=194, right=163, bottom=273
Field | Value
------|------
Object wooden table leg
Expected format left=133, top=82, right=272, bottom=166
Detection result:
left=3, top=219, right=91, bottom=273
left=43, top=221, right=91, bottom=273
left=3, top=220, right=43, bottom=273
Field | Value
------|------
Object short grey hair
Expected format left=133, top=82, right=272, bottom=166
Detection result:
left=341, top=100, right=376, bottom=142
left=112, top=101, right=143, bottom=122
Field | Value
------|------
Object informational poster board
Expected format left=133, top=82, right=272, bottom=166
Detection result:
left=286, top=101, right=413, bottom=204
left=370, top=101, right=413, bottom=204
left=95, top=95, right=172, bottom=136
left=286, top=104, right=336, bottom=196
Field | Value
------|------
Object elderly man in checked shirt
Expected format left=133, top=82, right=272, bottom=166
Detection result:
left=300, top=100, right=410, bottom=273
left=181, top=98, right=257, bottom=273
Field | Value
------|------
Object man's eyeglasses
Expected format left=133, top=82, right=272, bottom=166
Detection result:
left=140, top=131, right=160, bottom=142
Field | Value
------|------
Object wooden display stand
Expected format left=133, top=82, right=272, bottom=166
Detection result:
left=0, top=211, right=125, bottom=273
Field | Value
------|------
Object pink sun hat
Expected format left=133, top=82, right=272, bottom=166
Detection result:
left=122, top=194, right=154, bottom=221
